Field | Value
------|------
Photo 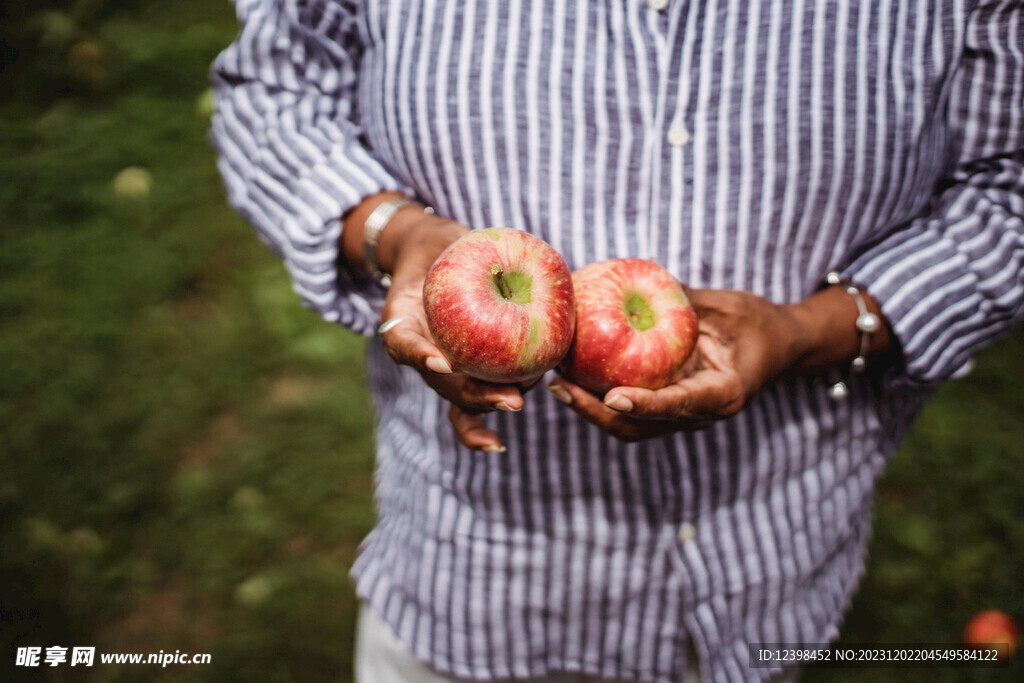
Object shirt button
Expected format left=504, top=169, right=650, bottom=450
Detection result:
left=667, top=126, right=691, bottom=147
left=677, top=523, right=697, bottom=543
left=648, top=0, right=670, bottom=10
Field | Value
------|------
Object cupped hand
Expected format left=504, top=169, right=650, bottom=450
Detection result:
left=377, top=215, right=530, bottom=452
left=546, top=288, right=811, bottom=442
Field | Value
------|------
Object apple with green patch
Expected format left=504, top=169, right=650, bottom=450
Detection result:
left=560, top=258, right=698, bottom=394
left=423, top=227, right=575, bottom=383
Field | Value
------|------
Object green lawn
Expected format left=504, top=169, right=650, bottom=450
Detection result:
left=1, top=2, right=1021, bottom=681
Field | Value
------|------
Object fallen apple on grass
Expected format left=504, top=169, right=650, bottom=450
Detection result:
left=423, top=227, right=575, bottom=384
left=963, top=609, right=1020, bottom=658
left=112, top=166, right=153, bottom=199
left=560, top=258, right=698, bottom=394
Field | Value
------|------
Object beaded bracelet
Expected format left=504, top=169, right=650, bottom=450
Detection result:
left=825, top=271, right=881, bottom=400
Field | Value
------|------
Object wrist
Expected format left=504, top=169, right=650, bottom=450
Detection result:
left=340, top=191, right=441, bottom=279
left=754, top=301, right=820, bottom=385
left=340, top=191, right=407, bottom=273
left=779, top=299, right=831, bottom=376
left=387, top=216, right=468, bottom=283
left=375, top=204, right=441, bottom=275
left=784, top=284, right=893, bottom=375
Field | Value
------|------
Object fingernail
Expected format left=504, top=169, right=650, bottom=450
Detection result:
left=547, top=384, right=572, bottom=405
left=426, top=356, right=452, bottom=374
left=482, top=444, right=507, bottom=453
left=495, top=401, right=521, bottom=412
left=604, top=394, right=634, bottom=412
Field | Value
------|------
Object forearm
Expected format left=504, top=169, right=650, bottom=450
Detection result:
left=783, top=285, right=895, bottom=377
left=340, top=191, right=423, bottom=275
left=340, top=192, right=466, bottom=280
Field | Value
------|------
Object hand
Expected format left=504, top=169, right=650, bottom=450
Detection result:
left=374, top=211, right=528, bottom=452
left=545, top=288, right=819, bottom=442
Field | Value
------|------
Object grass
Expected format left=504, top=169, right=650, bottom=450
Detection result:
left=1, top=2, right=1021, bottom=681
left=1, top=2, right=374, bottom=680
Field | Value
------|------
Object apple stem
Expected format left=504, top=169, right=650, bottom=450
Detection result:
left=491, top=264, right=513, bottom=299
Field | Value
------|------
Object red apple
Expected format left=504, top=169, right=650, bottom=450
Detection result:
left=963, top=609, right=1020, bottom=657
left=423, top=227, right=575, bottom=383
left=560, top=258, right=698, bottom=394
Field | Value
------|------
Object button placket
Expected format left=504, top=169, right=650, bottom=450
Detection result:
left=639, top=0, right=675, bottom=260
left=667, top=126, right=691, bottom=147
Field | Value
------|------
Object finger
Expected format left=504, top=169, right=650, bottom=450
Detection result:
left=547, top=377, right=601, bottom=409
left=603, top=368, right=745, bottom=420
left=546, top=379, right=634, bottom=431
left=546, top=379, right=681, bottom=442
left=379, top=317, right=453, bottom=375
left=449, top=404, right=506, bottom=452
left=380, top=314, right=525, bottom=410
left=427, top=373, right=525, bottom=412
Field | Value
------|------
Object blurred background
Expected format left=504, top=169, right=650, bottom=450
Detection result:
left=0, top=1, right=1021, bottom=681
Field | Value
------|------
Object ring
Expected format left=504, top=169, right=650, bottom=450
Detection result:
left=377, top=317, right=410, bottom=337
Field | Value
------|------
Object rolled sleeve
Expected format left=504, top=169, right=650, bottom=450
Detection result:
left=843, top=3, right=1024, bottom=386
left=210, top=0, right=411, bottom=336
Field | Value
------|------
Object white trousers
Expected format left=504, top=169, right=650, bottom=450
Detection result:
left=355, top=602, right=706, bottom=683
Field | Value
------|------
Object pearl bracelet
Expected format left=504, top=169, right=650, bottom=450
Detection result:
left=363, top=197, right=433, bottom=286
left=825, top=271, right=881, bottom=400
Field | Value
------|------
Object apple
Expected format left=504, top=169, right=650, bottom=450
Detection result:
left=423, top=227, right=575, bottom=383
left=963, top=609, right=1020, bottom=657
left=68, top=39, right=110, bottom=93
left=112, top=166, right=153, bottom=199
left=560, top=258, right=698, bottom=394
left=196, top=88, right=216, bottom=119
left=69, top=39, right=108, bottom=68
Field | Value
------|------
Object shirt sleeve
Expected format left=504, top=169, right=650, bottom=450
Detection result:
left=210, top=0, right=412, bottom=336
left=842, top=2, right=1024, bottom=387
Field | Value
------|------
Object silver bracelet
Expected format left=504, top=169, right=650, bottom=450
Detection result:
left=363, top=198, right=434, bottom=286
left=825, top=271, right=881, bottom=400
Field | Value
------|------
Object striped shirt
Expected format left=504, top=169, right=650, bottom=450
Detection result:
left=211, top=1, right=1024, bottom=681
